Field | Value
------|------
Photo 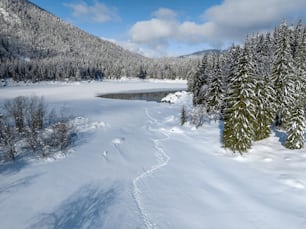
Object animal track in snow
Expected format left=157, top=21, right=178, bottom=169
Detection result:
left=112, top=137, right=126, bottom=158
left=112, top=137, right=125, bottom=144
left=279, top=174, right=305, bottom=189
left=283, top=179, right=305, bottom=189
left=263, top=158, right=273, bottom=162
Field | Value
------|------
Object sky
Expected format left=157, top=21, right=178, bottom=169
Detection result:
left=29, top=0, right=306, bottom=58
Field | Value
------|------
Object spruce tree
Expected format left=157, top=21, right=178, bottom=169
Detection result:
left=206, top=56, right=224, bottom=120
left=284, top=31, right=305, bottom=149
left=271, top=22, right=296, bottom=127
left=137, top=65, right=147, bottom=79
left=291, top=19, right=304, bottom=59
left=191, top=55, right=210, bottom=106
left=285, top=104, right=305, bottom=149
left=295, top=32, right=306, bottom=104
left=223, top=45, right=241, bottom=95
left=180, top=106, right=187, bottom=126
left=253, top=75, right=276, bottom=140
left=255, top=32, right=273, bottom=77
left=223, top=43, right=257, bottom=153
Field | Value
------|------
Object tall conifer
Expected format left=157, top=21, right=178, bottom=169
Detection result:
left=223, top=43, right=257, bottom=153
left=271, top=22, right=296, bottom=127
left=206, top=56, right=224, bottom=120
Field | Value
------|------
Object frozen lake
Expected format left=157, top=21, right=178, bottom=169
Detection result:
left=98, top=89, right=182, bottom=102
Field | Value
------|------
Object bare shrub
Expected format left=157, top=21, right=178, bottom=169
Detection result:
left=53, top=123, right=69, bottom=150
left=26, top=96, right=46, bottom=131
left=0, top=115, right=17, bottom=161
left=4, top=96, right=27, bottom=133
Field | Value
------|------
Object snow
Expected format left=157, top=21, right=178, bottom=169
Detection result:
left=0, top=7, right=9, bottom=19
left=1, top=79, right=306, bottom=229
left=0, top=7, right=21, bottom=24
left=161, top=91, right=190, bottom=104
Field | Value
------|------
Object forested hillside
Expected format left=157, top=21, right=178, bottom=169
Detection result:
left=188, top=20, right=306, bottom=152
left=0, top=0, right=198, bottom=81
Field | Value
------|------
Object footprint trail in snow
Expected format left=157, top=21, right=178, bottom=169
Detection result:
left=132, top=108, right=171, bottom=229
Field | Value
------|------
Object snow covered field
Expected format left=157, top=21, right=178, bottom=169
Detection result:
left=1, top=79, right=306, bottom=229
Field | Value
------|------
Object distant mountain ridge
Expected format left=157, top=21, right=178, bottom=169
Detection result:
left=179, top=49, right=221, bottom=58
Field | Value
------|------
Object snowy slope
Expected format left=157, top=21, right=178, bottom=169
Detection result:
left=1, top=80, right=306, bottom=229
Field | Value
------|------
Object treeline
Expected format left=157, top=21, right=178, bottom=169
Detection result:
left=188, top=20, right=306, bottom=153
left=0, top=49, right=198, bottom=82
left=0, top=96, right=76, bottom=161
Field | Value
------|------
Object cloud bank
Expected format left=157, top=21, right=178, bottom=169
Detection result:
left=129, top=0, right=306, bottom=50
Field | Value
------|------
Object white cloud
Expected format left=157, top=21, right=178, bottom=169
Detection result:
left=102, top=36, right=168, bottom=58
left=130, top=18, right=177, bottom=43
left=177, top=21, right=216, bottom=43
left=204, top=0, right=306, bottom=28
left=129, top=1, right=306, bottom=50
left=64, top=1, right=120, bottom=23
left=128, top=8, right=221, bottom=50
left=152, top=8, right=177, bottom=20
left=203, top=0, right=306, bottom=40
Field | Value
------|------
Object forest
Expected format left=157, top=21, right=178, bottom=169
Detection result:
left=188, top=20, right=306, bottom=152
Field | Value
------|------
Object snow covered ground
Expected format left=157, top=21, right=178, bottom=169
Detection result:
left=1, top=79, right=306, bottom=229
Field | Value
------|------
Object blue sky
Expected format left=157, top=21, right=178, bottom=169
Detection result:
left=30, top=0, right=306, bottom=57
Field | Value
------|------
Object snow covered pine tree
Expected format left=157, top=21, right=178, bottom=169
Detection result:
left=223, top=43, right=257, bottom=153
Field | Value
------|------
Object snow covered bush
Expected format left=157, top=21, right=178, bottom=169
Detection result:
left=189, top=105, right=209, bottom=128
left=3, top=96, right=27, bottom=133
left=50, top=121, right=75, bottom=153
left=0, top=96, right=77, bottom=161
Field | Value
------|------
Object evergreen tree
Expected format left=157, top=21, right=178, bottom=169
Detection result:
left=180, top=106, right=187, bottom=126
left=271, top=22, right=296, bottom=127
left=206, top=55, right=224, bottom=120
left=291, top=20, right=304, bottom=59
left=253, top=75, right=276, bottom=140
left=223, top=44, right=257, bottom=153
left=191, top=55, right=210, bottom=106
left=254, top=33, right=273, bottom=77
left=285, top=104, right=305, bottom=149
left=223, top=45, right=241, bottom=95
left=137, top=65, right=147, bottom=79
left=187, top=68, right=197, bottom=92
left=295, top=32, right=306, bottom=104
left=285, top=32, right=305, bottom=149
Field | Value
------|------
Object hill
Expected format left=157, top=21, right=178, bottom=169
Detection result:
left=179, top=49, right=221, bottom=58
left=0, top=0, right=145, bottom=81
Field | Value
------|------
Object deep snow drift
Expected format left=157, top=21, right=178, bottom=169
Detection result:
left=1, top=79, right=306, bottom=229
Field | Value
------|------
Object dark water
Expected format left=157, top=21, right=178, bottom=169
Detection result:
left=97, top=89, right=181, bottom=102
